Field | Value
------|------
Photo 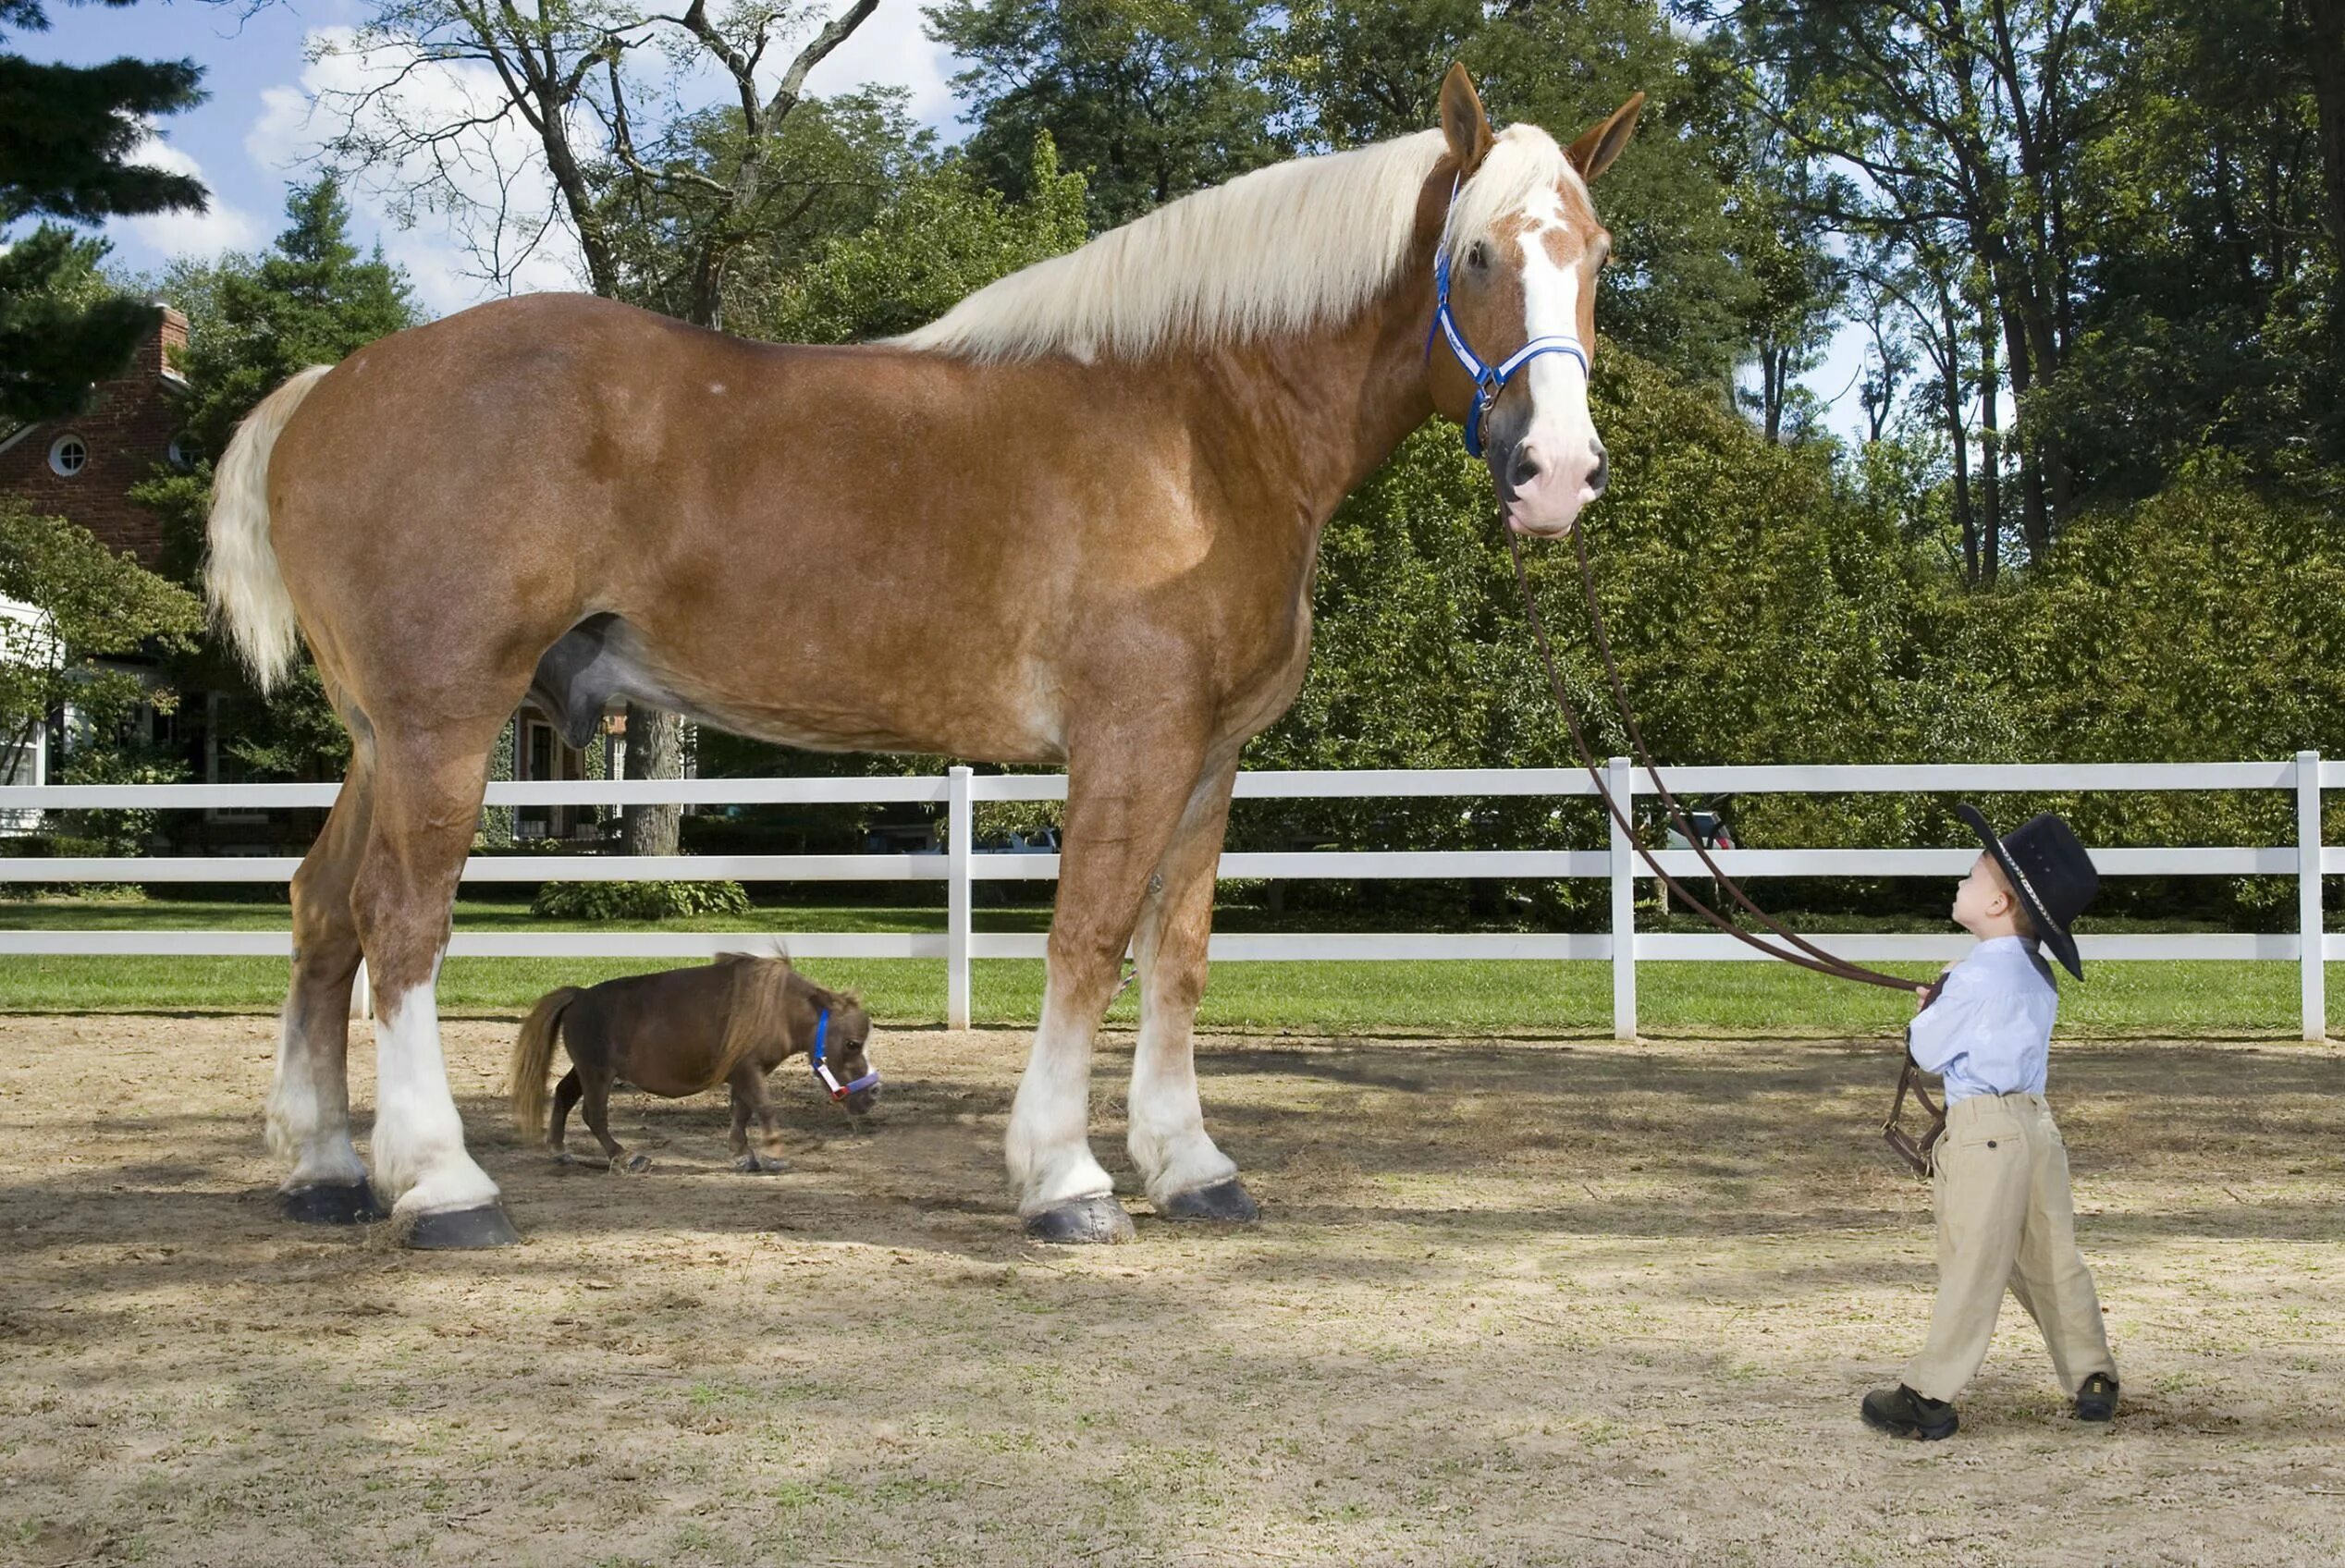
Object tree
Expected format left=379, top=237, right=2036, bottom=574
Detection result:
left=765, top=135, right=1089, bottom=344
left=0, top=502, right=203, bottom=850
left=927, top=0, right=1291, bottom=228
left=129, top=178, right=422, bottom=783
left=1700, top=0, right=2101, bottom=560
left=0, top=0, right=207, bottom=423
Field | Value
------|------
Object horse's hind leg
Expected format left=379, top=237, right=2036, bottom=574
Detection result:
left=269, top=737, right=382, bottom=1224
left=1007, top=734, right=1203, bottom=1243
left=350, top=709, right=521, bottom=1246
left=1127, top=759, right=1255, bottom=1222
left=549, top=1069, right=583, bottom=1157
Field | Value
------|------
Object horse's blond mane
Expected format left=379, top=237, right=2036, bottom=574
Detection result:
left=895, top=124, right=1578, bottom=364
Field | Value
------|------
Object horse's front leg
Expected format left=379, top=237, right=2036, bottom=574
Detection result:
left=351, top=715, right=522, bottom=1244
left=726, top=1067, right=788, bottom=1173
left=1128, top=760, right=1256, bottom=1221
left=1007, top=735, right=1203, bottom=1243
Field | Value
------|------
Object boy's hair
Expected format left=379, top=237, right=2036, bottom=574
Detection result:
left=1987, top=859, right=2040, bottom=941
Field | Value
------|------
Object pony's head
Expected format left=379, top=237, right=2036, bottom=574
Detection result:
left=809, top=986, right=878, bottom=1116
left=1425, top=65, right=1643, bottom=540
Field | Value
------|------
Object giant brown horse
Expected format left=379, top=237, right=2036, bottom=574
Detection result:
left=208, top=66, right=1640, bottom=1246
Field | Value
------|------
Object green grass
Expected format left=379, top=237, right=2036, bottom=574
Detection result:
left=1, top=896, right=2334, bottom=1035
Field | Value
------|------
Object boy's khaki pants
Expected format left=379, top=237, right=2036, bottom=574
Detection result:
left=1902, top=1091, right=2118, bottom=1403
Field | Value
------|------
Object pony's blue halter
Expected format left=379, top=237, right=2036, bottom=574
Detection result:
left=807, top=1008, right=878, bottom=1104
left=1429, top=176, right=1590, bottom=459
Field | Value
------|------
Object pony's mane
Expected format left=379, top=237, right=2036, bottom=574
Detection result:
left=895, top=124, right=1580, bottom=364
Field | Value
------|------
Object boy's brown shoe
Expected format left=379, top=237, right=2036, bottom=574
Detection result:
left=2073, top=1372, right=2118, bottom=1422
left=1861, top=1384, right=1959, bottom=1440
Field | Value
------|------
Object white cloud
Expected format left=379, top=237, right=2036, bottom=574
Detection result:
left=119, top=134, right=264, bottom=258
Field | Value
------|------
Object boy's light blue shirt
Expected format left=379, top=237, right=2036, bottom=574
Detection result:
left=1908, top=936, right=2058, bottom=1106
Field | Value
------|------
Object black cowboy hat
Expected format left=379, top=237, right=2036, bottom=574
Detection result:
left=1956, top=803, right=2099, bottom=980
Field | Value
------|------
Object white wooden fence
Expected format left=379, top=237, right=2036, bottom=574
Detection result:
left=0, top=754, right=2331, bottom=1040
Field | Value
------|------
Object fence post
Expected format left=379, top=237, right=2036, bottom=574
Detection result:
left=948, top=766, right=973, bottom=1030
left=1609, top=754, right=1636, bottom=1040
left=2301, top=750, right=2326, bottom=1044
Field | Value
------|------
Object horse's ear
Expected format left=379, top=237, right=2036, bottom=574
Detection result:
left=1567, top=92, right=1645, bottom=182
left=1439, top=63, right=1494, bottom=178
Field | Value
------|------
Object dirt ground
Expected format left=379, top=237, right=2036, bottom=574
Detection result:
left=0, top=1014, right=2339, bottom=1568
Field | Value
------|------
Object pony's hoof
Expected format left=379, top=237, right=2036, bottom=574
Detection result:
left=733, top=1153, right=787, bottom=1174
left=403, top=1205, right=521, bottom=1250
left=280, top=1182, right=386, bottom=1226
left=612, top=1152, right=652, bottom=1174
left=1023, top=1195, right=1136, bottom=1245
left=1157, top=1178, right=1260, bottom=1224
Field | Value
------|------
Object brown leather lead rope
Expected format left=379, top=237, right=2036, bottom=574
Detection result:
left=1504, top=526, right=1917, bottom=992
left=1561, top=521, right=1921, bottom=992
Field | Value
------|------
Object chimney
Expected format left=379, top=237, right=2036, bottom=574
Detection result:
left=154, top=304, right=190, bottom=381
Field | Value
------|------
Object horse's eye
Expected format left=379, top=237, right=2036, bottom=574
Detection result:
left=1467, top=241, right=1490, bottom=272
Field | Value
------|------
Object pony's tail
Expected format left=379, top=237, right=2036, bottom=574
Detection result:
left=205, top=364, right=333, bottom=694
left=509, top=987, right=583, bottom=1144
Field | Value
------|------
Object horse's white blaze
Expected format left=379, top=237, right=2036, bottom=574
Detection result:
left=1509, top=239, right=1602, bottom=533
left=369, top=953, right=501, bottom=1215
left=1004, top=978, right=1116, bottom=1213
left=266, top=995, right=366, bottom=1188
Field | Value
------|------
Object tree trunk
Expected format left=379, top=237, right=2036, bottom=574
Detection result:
left=1939, top=323, right=1976, bottom=586
left=622, top=703, right=683, bottom=857
left=1977, top=311, right=2004, bottom=591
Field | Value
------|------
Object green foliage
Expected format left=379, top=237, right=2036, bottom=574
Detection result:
left=170, top=177, right=420, bottom=462
left=605, top=87, right=939, bottom=329
left=530, top=879, right=754, bottom=921
left=765, top=138, right=1089, bottom=344
left=927, top=0, right=1291, bottom=228
left=0, top=503, right=203, bottom=847
left=0, top=1, right=206, bottom=423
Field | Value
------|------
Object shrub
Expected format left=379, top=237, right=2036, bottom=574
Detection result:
left=530, top=879, right=753, bottom=921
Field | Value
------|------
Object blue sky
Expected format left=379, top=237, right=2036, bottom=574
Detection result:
left=26, top=0, right=1872, bottom=440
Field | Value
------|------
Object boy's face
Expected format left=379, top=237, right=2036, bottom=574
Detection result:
left=1952, top=851, right=2018, bottom=937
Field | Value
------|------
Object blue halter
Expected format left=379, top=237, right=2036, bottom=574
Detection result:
left=1428, top=176, right=1591, bottom=459
left=807, top=1007, right=878, bottom=1103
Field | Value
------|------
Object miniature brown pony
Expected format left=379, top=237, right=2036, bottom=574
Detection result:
left=508, top=954, right=876, bottom=1174
left=208, top=65, right=1640, bottom=1245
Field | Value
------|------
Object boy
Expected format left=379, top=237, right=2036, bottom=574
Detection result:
left=1861, top=804, right=2119, bottom=1441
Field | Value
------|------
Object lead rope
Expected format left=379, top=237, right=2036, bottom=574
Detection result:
left=1504, top=526, right=1918, bottom=992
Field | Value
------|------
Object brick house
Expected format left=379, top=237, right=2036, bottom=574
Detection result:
left=0, top=305, right=193, bottom=570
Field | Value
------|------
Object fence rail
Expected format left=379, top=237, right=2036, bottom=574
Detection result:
left=0, top=753, right=2329, bottom=1039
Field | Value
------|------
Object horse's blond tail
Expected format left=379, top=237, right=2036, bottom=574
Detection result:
left=509, top=986, right=583, bottom=1144
left=205, top=364, right=333, bottom=694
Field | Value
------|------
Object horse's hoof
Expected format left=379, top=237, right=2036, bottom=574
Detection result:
left=612, top=1152, right=652, bottom=1174
left=280, top=1182, right=386, bottom=1226
left=1157, top=1178, right=1260, bottom=1224
left=403, top=1205, right=522, bottom=1250
left=1022, top=1195, right=1136, bottom=1245
left=734, top=1153, right=787, bottom=1174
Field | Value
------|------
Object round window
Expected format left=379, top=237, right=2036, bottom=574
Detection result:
left=166, top=434, right=195, bottom=471
left=48, top=434, right=88, bottom=478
